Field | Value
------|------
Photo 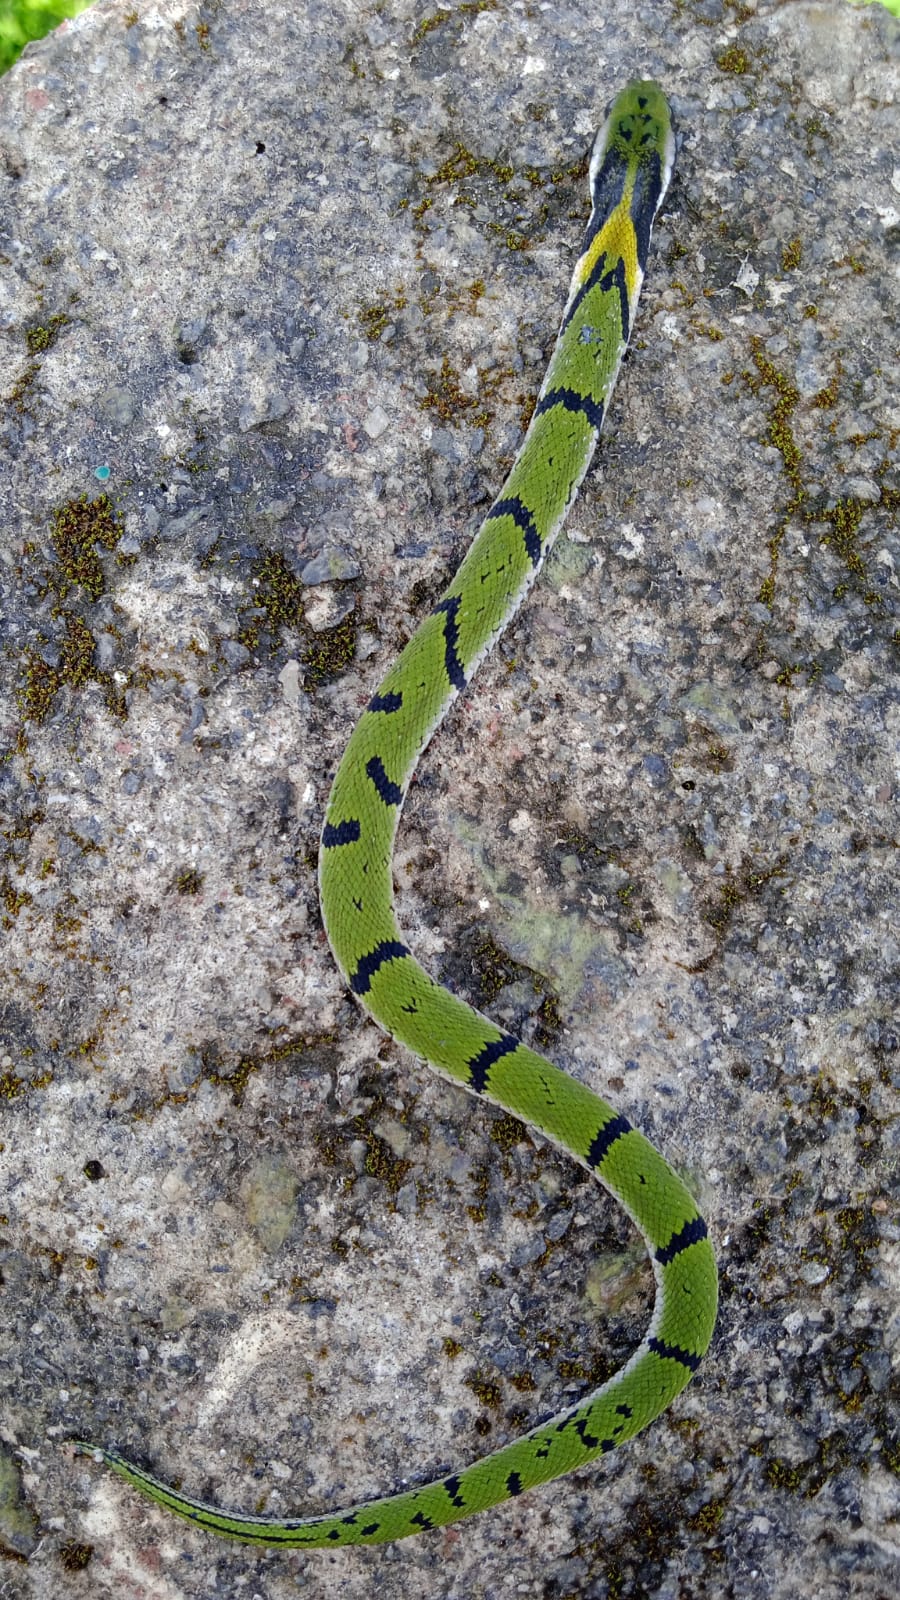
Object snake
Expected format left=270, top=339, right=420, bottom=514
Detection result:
left=75, top=80, right=717, bottom=1548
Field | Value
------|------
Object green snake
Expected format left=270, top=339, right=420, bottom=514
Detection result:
left=76, top=81, right=717, bottom=1547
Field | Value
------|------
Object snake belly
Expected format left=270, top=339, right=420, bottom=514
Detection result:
left=76, top=81, right=717, bottom=1548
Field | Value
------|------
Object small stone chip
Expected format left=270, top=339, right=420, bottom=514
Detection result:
left=300, top=546, right=360, bottom=584
left=279, top=658, right=301, bottom=706
left=362, top=404, right=390, bottom=439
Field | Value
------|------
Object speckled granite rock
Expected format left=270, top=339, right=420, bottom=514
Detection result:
left=1, top=2, right=898, bottom=1597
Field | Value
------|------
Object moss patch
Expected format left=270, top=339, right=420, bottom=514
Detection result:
left=236, top=550, right=359, bottom=689
left=12, top=495, right=152, bottom=738
left=742, top=337, right=895, bottom=688
left=467, top=930, right=562, bottom=1049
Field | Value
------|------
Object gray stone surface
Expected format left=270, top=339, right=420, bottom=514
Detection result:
left=1, top=1, right=898, bottom=1596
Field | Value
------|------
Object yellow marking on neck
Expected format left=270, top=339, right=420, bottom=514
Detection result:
left=576, top=176, right=640, bottom=303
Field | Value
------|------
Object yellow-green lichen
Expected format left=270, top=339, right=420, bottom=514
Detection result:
left=60, top=1541, right=93, bottom=1572
left=26, top=313, right=69, bottom=356
left=357, top=1122, right=412, bottom=1194
left=465, top=1372, right=502, bottom=1409
left=466, top=1161, right=490, bottom=1223
left=14, top=494, right=151, bottom=733
left=302, top=607, right=358, bottom=689
left=235, top=550, right=358, bottom=689
left=489, top=1112, right=526, bottom=1154
left=238, top=550, right=306, bottom=647
left=193, top=1033, right=332, bottom=1109
left=468, top=931, right=562, bottom=1049
left=174, top=868, right=204, bottom=895
left=743, top=339, right=802, bottom=605
left=716, top=46, right=750, bottom=74
left=49, top=493, right=124, bottom=600
left=413, top=3, right=499, bottom=45
left=703, top=853, right=789, bottom=939
left=419, top=355, right=484, bottom=426
left=358, top=291, right=407, bottom=341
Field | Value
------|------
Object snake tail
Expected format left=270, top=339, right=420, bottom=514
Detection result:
left=75, top=80, right=717, bottom=1549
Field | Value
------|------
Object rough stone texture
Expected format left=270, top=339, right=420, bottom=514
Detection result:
left=1, top=2, right=898, bottom=1596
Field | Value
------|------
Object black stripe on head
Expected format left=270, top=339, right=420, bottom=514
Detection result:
left=322, top=818, right=361, bottom=848
left=365, top=754, right=403, bottom=807
left=485, top=495, right=542, bottom=567
left=368, top=690, right=403, bottom=713
left=655, top=1214, right=708, bottom=1267
left=350, top=939, right=410, bottom=995
left=648, top=1335, right=702, bottom=1374
left=432, top=596, right=467, bottom=690
left=586, top=1113, right=632, bottom=1169
left=630, top=149, right=664, bottom=273
left=586, top=143, right=630, bottom=247
left=534, top=386, right=604, bottom=435
left=466, top=1032, right=519, bottom=1094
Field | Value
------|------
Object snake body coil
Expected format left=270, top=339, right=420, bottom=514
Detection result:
left=77, top=81, right=718, bottom=1548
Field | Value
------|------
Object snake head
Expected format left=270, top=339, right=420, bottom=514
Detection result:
left=590, top=80, right=677, bottom=215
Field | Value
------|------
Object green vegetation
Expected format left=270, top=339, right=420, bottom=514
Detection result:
left=0, top=2, right=93, bottom=75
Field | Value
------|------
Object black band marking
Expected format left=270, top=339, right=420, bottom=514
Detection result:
left=562, top=267, right=602, bottom=338
left=586, top=1113, right=632, bottom=1169
left=573, top=1416, right=601, bottom=1451
left=588, top=143, right=629, bottom=230
left=506, top=1471, right=523, bottom=1497
left=322, top=819, right=361, bottom=848
left=563, top=248, right=631, bottom=350
left=433, top=596, right=467, bottom=691
left=598, top=256, right=631, bottom=348
left=350, top=940, right=410, bottom=996
left=467, top=1032, right=519, bottom=1095
left=655, top=1214, right=708, bottom=1267
left=368, top=690, right=403, bottom=713
left=486, top=495, right=541, bottom=567
left=443, top=1474, right=465, bottom=1509
left=648, top=1335, right=702, bottom=1374
left=365, top=754, right=403, bottom=807
left=410, top=1510, right=435, bottom=1531
left=535, top=386, right=604, bottom=435
left=361, top=1521, right=380, bottom=1536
